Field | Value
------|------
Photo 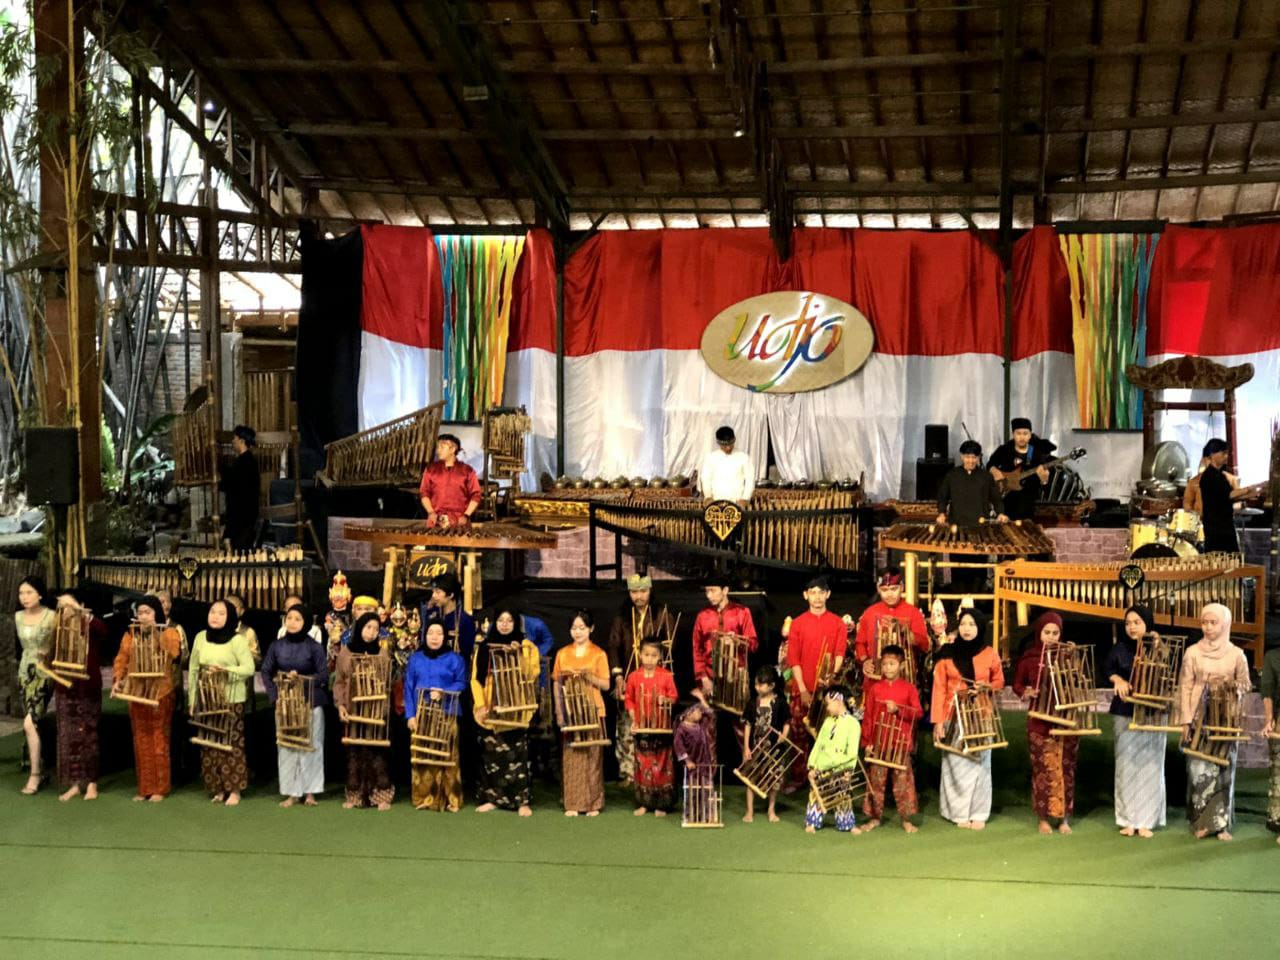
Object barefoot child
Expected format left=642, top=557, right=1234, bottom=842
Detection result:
left=624, top=638, right=679, bottom=817
left=741, top=666, right=789, bottom=823
left=862, top=645, right=922, bottom=833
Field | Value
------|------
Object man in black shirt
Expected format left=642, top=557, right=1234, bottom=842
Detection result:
left=936, top=440, right=1007, bottom=527
left=936, top=440, right=1007, bottom=595
left=988, top=418, right=1057, bottom=521
left=1198, top=438, right=1239, bottom=553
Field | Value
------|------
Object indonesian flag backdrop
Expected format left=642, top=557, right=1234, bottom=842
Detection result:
left=297, top=222, right=1280, bottom=498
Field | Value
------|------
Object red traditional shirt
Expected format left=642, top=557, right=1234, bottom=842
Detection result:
left=854, top=600, right=929, bottom=663
left=418, top=460, right=482, bottom=521
left=624, top=667, right=679, bottom=728
left=691, top=602, right=757, bottom=681
left=862, top=677, right=923, bottom=751
left=785, top=610, right=848, bottom=692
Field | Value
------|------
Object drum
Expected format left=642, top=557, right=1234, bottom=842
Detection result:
left=1168, top=509, right=1203, bottom=542
left=1128, top=521, right=1161, bottom=554
left=1130, top=539, right=1198, bottom=560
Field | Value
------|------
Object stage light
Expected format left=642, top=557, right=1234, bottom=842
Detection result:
left=203, top=100, right=217, bottom=114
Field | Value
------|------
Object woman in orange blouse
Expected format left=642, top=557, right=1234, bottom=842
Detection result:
left=111, top=596, right=183, bottom=801
left=931, top=607, right=1005, bottom=830
left=552, top=610, right=611, bottom=816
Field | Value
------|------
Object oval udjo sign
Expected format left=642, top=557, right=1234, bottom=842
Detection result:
left=701, top=291, right=874, bottom=394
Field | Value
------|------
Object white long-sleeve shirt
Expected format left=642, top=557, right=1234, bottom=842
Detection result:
left=698, top=448, right=755, bottom=502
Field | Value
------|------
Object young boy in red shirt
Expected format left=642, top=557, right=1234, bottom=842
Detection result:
left=862, top=644, right=922, bottom=833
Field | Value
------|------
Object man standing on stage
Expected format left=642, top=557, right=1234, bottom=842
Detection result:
left=698, top=425, right=755, bottom=505
left=937, top=440, right=1007, bottom=595
left=691, top=573, right=757, bottom=701
left=419, top=433, right=482, bottom=528
left=988, top=418, right=1057, bottom=520
left=855, top=570, right=929, bottom=680
left=606, top=573, right=671, bottom=785
left=1198, top=438, right=1242, bottom=554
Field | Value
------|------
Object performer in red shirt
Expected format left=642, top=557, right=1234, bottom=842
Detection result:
left=690, top=573, right=757, bottom=698
left=854, top=570, right=929, bottom=677
left=418, top=434, right=482, bottom=528
left=783, top=576, right=851, bottom=790
left=862, top=645, right=923, bottom=832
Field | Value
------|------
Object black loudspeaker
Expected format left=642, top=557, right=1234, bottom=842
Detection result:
left=24, top=427, right=79, bottom=505
left=915, top=457, right=953, bottom=502
left=923, top=423, right=949, bottom=461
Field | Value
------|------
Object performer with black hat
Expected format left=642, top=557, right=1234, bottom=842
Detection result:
left=936, top=440, right=1006, bottom=594
left=988, top=417, right=1058, bottom=520
left=221, top=424, right=260, bottom=549
left=698, top=425, right=755, bottom=505
left=418, top=433, right=482, bottom=529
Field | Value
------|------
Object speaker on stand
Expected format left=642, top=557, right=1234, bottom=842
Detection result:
left=24, top=427, right=79, bottom=505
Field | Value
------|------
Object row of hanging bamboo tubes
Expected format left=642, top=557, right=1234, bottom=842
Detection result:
left=79, top=547, right=305, bottom=610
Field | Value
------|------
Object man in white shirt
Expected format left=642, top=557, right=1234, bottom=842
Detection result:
left=698, top=426, right=755, bottom=505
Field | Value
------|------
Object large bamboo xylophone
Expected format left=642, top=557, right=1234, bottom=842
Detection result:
left=1183, top=681, right=1249, bottom=767
left=344, top=520, right=559, bottom=551
left=112, top=623, right=171, bottom=706
left=994, top=554, right=1267, bottom=667
left=632, top=686, right=676, bottom=735
left=189, top=667, right=236, bottom=753
left=321, top=402, right=444, bottom=487
left=734, top=730, right=802, bottom=798
left=80, top=547, right=306, bottom=611
left=864, top=703, right=921, bottom=771
left=275, top=674, right=316, bottom=751
left=1127, top=633, right=1185, bottom=732
left=487, top=646, right=538, bottom=730
left=879, top=519, right=1056, bottom=557
left=36, top=605, right=93, bottom=689
left=808, top=761, right=869, bottom=816
left=410, top=688, right=461, bottom=767
left=682, top=764, right=724, bottom=828
left=935, top=683, right=1008, bottom=757
left=341, top=655, right=392, bottom=748
left=555, top=672, right=611, bottom=748
left=592, top=489, right=862, bottom=572
left=1027, top=643, right=1101, bottom=737
left=711, top=632, right=752, bottom=716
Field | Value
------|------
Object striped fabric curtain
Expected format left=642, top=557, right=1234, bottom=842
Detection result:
left=436, top=234, right=527, bottom=420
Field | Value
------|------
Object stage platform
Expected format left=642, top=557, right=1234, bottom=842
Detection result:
left=2, top=706, right=1276, bottom=960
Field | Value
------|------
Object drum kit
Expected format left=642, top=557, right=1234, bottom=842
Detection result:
left=1129, top=508, right=1204, bottom=560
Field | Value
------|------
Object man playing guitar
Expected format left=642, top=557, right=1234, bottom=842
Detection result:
left=987, top=418, right=1056, bottom=520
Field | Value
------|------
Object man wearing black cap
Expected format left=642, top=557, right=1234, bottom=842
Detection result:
left=936, top=440, right=1007, bottom=528
left=418, top=433, right=482, bottom=529
left=698, top=425, right=755, bottom=505
left=221, top=424, right=260, bottom=549
left=988, top=418, right=1057, bottom=520
left=1196, top=438, right=1241, bottom=553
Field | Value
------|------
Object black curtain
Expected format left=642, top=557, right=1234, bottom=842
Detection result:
left=296, top=224, right=362, bottom=477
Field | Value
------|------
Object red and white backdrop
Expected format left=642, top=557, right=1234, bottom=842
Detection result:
left=300, top=222, right=1280, bottom=499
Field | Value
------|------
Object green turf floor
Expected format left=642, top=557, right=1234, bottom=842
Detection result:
left=1, top=717, right=1277, bottom=960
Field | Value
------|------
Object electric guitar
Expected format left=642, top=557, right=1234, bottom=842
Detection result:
left=994, top=447, right=1086, bottom=494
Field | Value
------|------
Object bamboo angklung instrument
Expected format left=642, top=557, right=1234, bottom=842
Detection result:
left=1127, top=633, right=1186, bottom=732
left=804, top=650, right=839, bottom=737
left=733, top=728, right=803, bottom=798
left=1183, top=680, right=1250, bottom=767
left=275, top=673, right=316, bottom=751
left=681, top=763, right=724, bottom=828
left=935, top=682, right=1008, bottom=756
left=864, top=702, right=921, bottom=771
left=554, top=671, right=611, bottom=748
left=341, top=655, right=392, bottom=747
left=1027, top=642, right=1101, bottom=737
left=322, top=402, right=444, bottom=487
left=112, top=623, right=169, bottom=706
left=189, top=667, right=235, bottom=752
left=712, top=631, right=751, bottom=716
left=410, top=688, right=461, bottom=767
left=863, top=617, right=911, bottom=683
left=36, top=604, right=92, bottom=689
left=807, top=760, right=868, bottom=816
left=631, top=686, right=676, bottom=735
left=487, top=645, right=539, bottom=729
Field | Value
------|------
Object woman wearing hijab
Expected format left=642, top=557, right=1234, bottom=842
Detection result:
left=1105, top=604, right=1168, bottom=837
left=404, top=617, right=468, bottom=811
left=472, top=605, right=540, bottom=816
left=1179, top=602, right=1250, bottom=840
left=262, top=604, right=329, bottom=807
left=111, top=596, right=183, bottom=801
left=931, top=607, right=1004, bottom=829
left=187, top=599, right=256, bottom=806
left=1013, top=612, right=1079, bottom=835
left=334, top=612, right=395, bottom=810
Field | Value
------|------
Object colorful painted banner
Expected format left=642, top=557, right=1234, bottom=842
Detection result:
left=437, top=234, right=526, bottom=420
left=1059, top=233, right=1159, bottom=429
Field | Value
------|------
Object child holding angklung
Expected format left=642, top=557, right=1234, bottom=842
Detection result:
left=674, top=700, right=716, bottom=771
left=624, top=637, right=679, bottom=817
left=805, top=685, right=862, bottom=835
left=741, top=665, right=789, bottom=823
left=861, top=645, right=922, bottom=833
